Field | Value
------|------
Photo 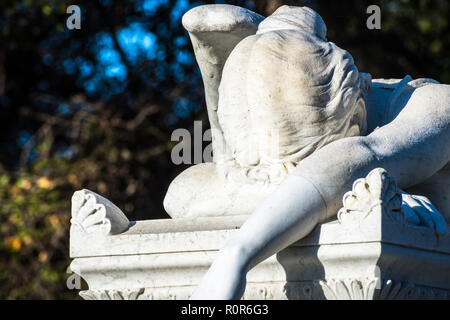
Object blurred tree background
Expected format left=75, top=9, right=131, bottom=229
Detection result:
left=0, top=0, right=449, bottom=299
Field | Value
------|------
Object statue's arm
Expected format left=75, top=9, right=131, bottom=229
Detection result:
left=295, top=83, right=450, bottom=219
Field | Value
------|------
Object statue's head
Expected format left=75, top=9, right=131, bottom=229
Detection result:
left=219, top=6, right=370, bottom=173
left=257, top=5, right=327, bottom=40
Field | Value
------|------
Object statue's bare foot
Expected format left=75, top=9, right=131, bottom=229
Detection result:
left=190, top=248, right=247, bottom=300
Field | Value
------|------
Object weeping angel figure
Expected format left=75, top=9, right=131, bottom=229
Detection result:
left=70, top=4, right=449, bottom=300
left=162, top=5, right=450, bottom=299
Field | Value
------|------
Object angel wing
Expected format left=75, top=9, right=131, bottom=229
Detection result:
left=182, top=4, right=264, bottom=162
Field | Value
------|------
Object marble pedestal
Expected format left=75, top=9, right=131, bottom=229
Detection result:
left=69, top=208, right=450, bottom=300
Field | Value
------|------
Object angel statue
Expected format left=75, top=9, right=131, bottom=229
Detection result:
left=156, top=5, right=450, bottom=299
left=71, top=4, right=449, bottom=300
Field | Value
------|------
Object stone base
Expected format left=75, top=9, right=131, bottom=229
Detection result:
left=70, top=212, right=450, bottom=300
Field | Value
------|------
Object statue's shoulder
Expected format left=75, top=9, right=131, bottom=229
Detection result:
left=370, top=75, right=439, bottom=93
left=371, top=75, right=439, bottom=91
left=367, top=75, right=441, bottom=126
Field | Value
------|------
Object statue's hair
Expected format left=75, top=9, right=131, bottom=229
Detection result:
left=219, top=6, right=371, bottom=183
left=255, top=6, right=369, bottom=163
left=257, top=5, right=327, bottom=40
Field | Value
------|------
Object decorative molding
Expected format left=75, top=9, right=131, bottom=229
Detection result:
left=319, top=278, right=380, bottom=300
left=337, top=168, right=404, bottom=225
left=80, top=288, right=145, bottom=300
left=319, top=278, right=450, bottom=300
left=283, top=278, right=450, bottom=300
left=282, top=279, right=379, bottom=300
left=336, top=168, right=448, bottom=237
left=71, top=189, right=130, bottom=235
left=78, top=280, right=450, bottom=300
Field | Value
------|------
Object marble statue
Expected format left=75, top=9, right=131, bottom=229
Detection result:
left=70, top=4, right=450, bottom=300
left=165, top=5, right=450, bottom=299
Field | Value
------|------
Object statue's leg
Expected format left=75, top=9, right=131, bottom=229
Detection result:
left=190, top=174, right=326, bottom=299
left=164, top=162, right=278, bottom=218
